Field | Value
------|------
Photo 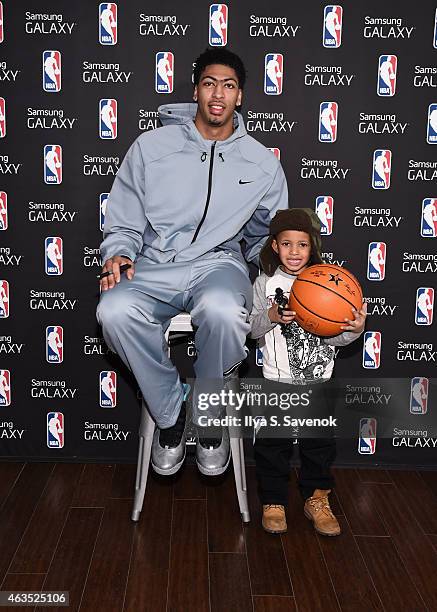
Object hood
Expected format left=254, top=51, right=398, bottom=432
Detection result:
left=158, top=102, right=247, bottom=148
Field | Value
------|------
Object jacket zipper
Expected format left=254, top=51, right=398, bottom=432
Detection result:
left=191, top=141, right=216, bottom=244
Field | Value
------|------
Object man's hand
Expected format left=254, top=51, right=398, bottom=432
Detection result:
left=100, top=256, right=134, bottom=291
left=341, top=302, right=367, bottom=334
left=268, top=303, right=296, bottom=325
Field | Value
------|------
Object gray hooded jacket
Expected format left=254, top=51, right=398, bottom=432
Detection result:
left=100, top=103, right=288, bottom=267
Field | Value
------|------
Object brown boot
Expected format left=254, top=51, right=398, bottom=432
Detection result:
left=304, top=489, right=341, bottom=536
left=262, top=504, right=287, bottom=534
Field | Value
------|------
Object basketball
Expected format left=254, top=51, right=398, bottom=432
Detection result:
left=288, top=264, right=363, bottom=337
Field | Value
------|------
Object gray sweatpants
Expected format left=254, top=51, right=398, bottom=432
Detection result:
left=96, top=252, right=252, bottom=428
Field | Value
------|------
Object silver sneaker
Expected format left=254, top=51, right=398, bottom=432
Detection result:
left=195, top=366, right=238, bottom=475
left=151, top=403, right=187, bottom=476
left=195, top=427, right=231, bottom=476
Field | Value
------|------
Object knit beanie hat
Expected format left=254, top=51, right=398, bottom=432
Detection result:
left=259, top=208, right=323, bottom=276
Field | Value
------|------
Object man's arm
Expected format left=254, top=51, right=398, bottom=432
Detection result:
left=100, top=139, right=148, bottom=264
left=242, top=163, right=288, bottom=266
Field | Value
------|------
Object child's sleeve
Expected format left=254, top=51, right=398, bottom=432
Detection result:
left=324, top=330, right=363, bottom=347
left=249, top=274, right=277, bottom=339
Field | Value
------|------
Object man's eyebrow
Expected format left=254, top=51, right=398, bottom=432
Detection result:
left=200, top=75, right=238, bottom=84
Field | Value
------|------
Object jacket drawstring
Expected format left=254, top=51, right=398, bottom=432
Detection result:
left=201, top=152, right=224, bottom=162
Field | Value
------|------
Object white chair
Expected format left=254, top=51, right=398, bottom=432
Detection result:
left=131, top=312, right=250, bottom=523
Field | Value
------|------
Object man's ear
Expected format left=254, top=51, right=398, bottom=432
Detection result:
left=193, top=85, right=198, bottom=102
left=237, top=88, right=242, bottom=107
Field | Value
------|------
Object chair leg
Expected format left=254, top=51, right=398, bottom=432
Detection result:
left=239, top=438, right=247, bottom=492
left=230, top=435, right=250, bottom=523
left=225, top=370, right=250, bottom=522
left=131, top=401, right=155, bottom=521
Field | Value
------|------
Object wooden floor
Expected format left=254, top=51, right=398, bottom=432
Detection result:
left=0, top=462, right=436, bottom=612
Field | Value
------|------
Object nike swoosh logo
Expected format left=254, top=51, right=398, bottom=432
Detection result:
left=239, top=179, right=254, bottom=184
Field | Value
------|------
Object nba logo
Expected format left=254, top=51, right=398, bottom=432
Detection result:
left=99, top=99, right=117, bottom=139
left=415, top=287, right=434, bottom=325
left=99, top=3, right=117, bottom=45
left=323, top=5, right=343, bottom=48
left=362, top=331, right=381, bottom=369
left=209, top=4, right=228, bottom=46
left=45, top=237, right=63, bottom=276
left=46, top=326, right=63, bottom=364
left=42, top=51, right=61, bottom=92
left=0, top=280, right=9, bottom=318
left=426, top=103, right=437, bottom=144
left=0, top=191, right=7, bottom=230
left=268, top=148, right=281, bottom=160
left=372, top=149, right=391, bottom=189
left=410, top=377, right=428, bottom=415
left=367, top=242, right=386, bottom=281
left=0, top=2, right=4, bottom=44
left=377, top=55, right=397, bottom=97
left=0, top=97, right=5, bottom=138
left=264, top=54, right=283, bottom=95
left=47, top=412, right=64, bottom=448
left=256, top=346, right=263, bottom=367
left=316, top=196, right=334, bottom=235
left=100, top=371, right=117, bottom=407
left=319, top=102, right=338, bottom=142
left=44, top=145, right=62, bottom=185
left=0, top=370, right=10, bottom=406
left=434, top=8, right=437, bottom=49
left=100, top=193, right=109, bottom=231
left=155, top=52, right=174, bottom=94
left=421, top=198, right=437, bottom=237
left=358, top=418, right=376, bottom=454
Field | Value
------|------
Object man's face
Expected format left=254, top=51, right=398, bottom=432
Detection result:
left=194, top=64, right=242, bottom=129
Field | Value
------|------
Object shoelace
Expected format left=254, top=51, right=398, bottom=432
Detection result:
left=264, top=504, right=284, bottom=511
left=307, top=496, right=334, bottom=518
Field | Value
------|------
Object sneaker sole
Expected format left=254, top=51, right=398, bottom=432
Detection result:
left=262, top=523, right=287, bottom=535
left=151, top=447, right=186, bottom=476
left=196, top=451, right=231, bottom=476
left=304, top=508, right=341, bottom=536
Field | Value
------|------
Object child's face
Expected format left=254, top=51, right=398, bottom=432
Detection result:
left=272, top=230, right=311, bottom=275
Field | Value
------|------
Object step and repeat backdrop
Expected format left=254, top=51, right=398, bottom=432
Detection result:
left=0, top=0, right=436, bottom=465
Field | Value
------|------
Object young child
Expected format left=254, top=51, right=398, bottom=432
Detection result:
left=249, top=208, right=367, bottom=535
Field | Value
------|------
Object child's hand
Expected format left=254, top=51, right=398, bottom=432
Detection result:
left=341, top=302, right=367, bottom=334
left=268, top=304, right=296, bottom=325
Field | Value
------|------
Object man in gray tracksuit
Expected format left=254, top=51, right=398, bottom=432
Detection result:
left=97, top=48, right=288, bottom=476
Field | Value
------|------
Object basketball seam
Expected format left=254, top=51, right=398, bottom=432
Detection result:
left=317, top=265, right=362, bottom=295
left=293, top=278, right=359, bottom=311
left=290, top=287, right=347, bottom=324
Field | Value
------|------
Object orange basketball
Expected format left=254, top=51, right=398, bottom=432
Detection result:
left=288, top=264, right=363, bottom=337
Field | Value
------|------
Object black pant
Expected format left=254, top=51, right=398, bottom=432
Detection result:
left=253, top=379, right=336, bottom=505
left=254, top=436, right=336, bottom=505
